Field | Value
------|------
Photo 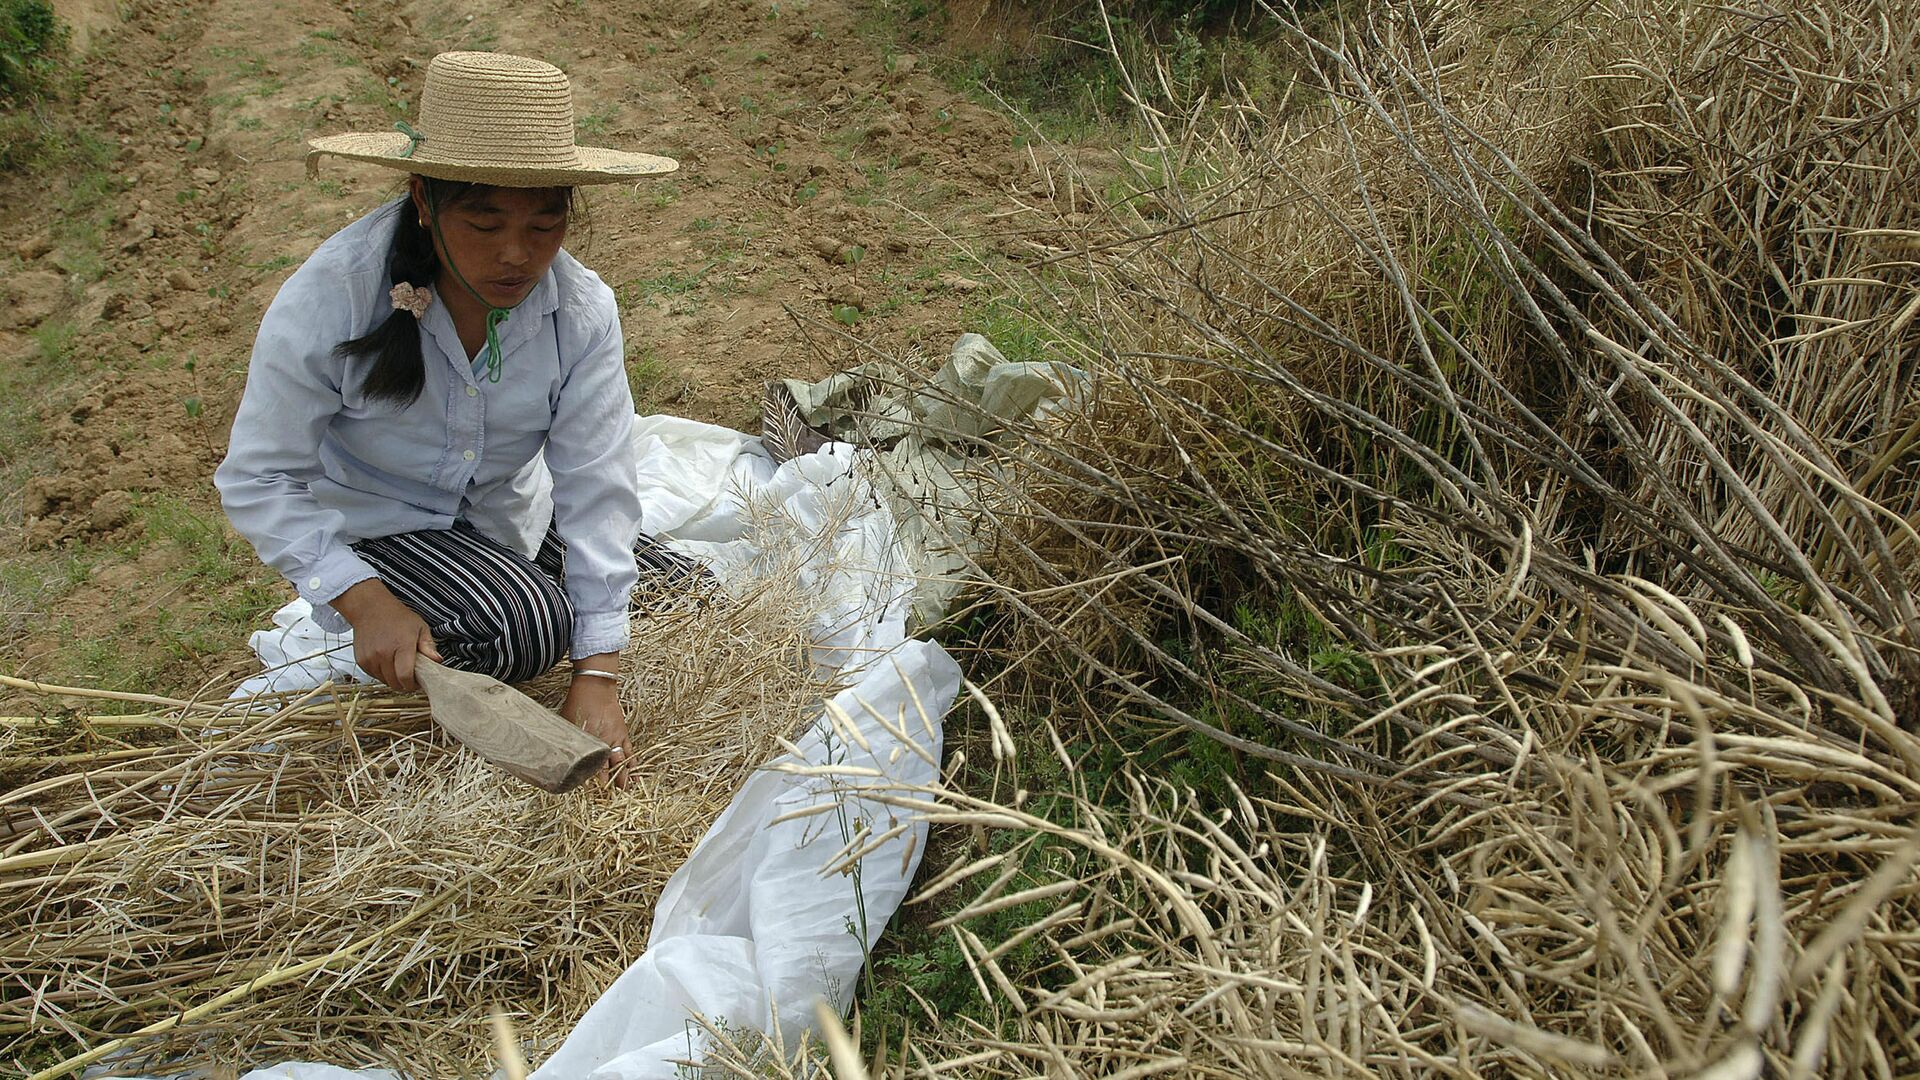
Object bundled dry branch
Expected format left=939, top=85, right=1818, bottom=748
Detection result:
left=948, top=0, right=1920, bottom=793
left=886, top=0, right=1920, bottom=1075
left=0, top=573, right=828, bottom=1078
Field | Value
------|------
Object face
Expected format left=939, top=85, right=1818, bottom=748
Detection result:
left=412, top=181, right=569, bottom=310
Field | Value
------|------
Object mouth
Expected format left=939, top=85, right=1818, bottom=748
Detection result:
left=490, top=277, right=531, bottom=294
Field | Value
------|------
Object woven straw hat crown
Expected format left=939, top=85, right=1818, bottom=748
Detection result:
left=307, top=51, right=677, bottom=186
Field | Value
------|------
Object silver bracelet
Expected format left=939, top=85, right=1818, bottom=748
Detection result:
left=571, top=668, right=621, bottom=683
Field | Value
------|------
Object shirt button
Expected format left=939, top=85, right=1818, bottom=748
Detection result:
left=466, top=385, right=478, bottom=397
left=463, top=449, right=476, bottom=461
left=308, top=577, right=322, bottom=590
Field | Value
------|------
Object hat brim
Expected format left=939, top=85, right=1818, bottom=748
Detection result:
left=307, top=131, right=679, bottom=186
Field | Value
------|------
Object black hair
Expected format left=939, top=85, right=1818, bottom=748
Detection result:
left=332, top=178, right=576, bottom=407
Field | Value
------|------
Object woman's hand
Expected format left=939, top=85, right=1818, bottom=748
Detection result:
left=561, top=662, right=633, bottom=788
left=331, top=578, right=440, bottom=692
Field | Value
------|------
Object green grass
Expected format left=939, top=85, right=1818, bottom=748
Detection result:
left=31, top=319, right=74, bottom=363
left=633, top=267, right=709, bottom=298
left=43, top=128, right=116, bottom=280
left=296, top=31, right=348, bottom=61
left=347, top=75, right=408, bottom=118
left=962, top=297, right=1049, bottom=365
left=138, top=493, right=248, bottom=587
left=29, top=495, right=285, bottom=693
left=626, top=343, right=669, bottom=411
left=577, top=103, right=620, bottom=138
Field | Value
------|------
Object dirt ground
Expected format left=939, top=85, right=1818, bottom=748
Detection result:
left=2, top=0, right=1062, bottom=693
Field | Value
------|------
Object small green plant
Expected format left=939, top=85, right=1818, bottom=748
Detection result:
left=832, top=304, right=861, bottom=326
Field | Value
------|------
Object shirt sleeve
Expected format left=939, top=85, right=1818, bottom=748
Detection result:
left=214, top=266, right=381, bottom=613
left=546, top=283, right=642, bottom=658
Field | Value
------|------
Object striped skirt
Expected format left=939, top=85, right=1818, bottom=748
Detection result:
left=351, top=521, right=704, bottom=683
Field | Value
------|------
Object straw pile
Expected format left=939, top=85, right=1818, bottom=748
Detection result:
left=853, top=0, right=1920, bottom=1076
left=1, top=569, right=829, bottom=1077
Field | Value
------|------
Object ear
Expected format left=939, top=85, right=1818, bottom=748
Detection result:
left=407, top=177, right=430, bottom=226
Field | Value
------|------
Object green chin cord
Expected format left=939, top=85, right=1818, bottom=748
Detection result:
left=481, top=306, right=509, bottom=382
left=426, top=187, right=514, bottom=384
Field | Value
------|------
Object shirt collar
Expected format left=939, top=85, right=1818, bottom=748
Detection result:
left=420, top=261, right=563, bottom=378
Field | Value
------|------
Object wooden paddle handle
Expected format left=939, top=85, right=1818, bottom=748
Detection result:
left=414, top=655, right=612, bottom=794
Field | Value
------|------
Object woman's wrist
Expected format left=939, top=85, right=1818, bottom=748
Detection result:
left=571, top=652, right=620, bottom=675
left=568, top=661, right=622, bottom=703
left=329, top=578, right=397, bottom=628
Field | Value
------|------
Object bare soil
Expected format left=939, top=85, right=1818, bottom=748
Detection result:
left=2, top=0, right=1059, bottom=693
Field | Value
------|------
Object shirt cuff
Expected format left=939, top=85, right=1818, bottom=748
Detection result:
left=298, top=546, right=381, bottom=620
left=571, top=609, right=630, bottom=659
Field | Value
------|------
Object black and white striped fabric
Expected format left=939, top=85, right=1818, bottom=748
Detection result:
left=761, top=380, right=831, bottom=464
left=351, top=521, right=708, bottom=684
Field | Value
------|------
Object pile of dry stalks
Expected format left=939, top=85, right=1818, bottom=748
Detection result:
left=841, top=0, right=1920, bottom=1076
left=0, top=573, right=826, bottom=1077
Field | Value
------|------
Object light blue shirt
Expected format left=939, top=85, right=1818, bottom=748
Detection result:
left=215, top=201, right=642, bottom=658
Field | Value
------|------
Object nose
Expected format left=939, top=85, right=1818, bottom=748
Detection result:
left=499, top=230, right=530, bottom=267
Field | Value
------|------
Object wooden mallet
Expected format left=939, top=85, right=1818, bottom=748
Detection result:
left=412, top=655, right=611, bottom=794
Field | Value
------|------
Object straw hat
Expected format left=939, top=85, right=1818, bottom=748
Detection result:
left=307, top=51, right=678, bottom=186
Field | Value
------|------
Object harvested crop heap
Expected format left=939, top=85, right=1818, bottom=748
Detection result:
left=854, top=0, right=1920, bottom=1077
left=0, top=576, right=828, bottom=1077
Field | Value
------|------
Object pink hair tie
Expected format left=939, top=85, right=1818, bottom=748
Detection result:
left=389, top=282, right=432, bottom=319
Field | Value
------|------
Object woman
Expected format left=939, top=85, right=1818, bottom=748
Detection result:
left=217, top=52, right=687, bottom=783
